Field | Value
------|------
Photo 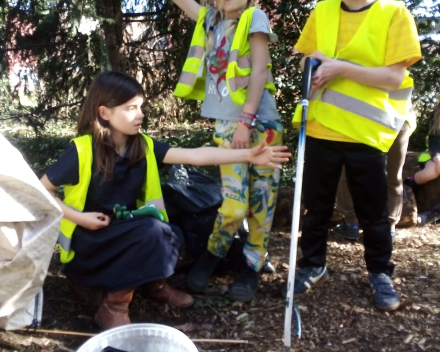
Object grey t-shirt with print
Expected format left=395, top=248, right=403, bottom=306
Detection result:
left=200, top=7, right=280, bottom=121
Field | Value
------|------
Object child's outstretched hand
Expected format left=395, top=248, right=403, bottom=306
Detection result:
left=248, top=142, right=291, bottom=169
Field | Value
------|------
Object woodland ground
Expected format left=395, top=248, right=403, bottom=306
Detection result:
left=0, top=222, right=439, bottom=352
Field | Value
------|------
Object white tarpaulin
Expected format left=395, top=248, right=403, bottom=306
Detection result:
left=0, top=133, right=62, bottom=330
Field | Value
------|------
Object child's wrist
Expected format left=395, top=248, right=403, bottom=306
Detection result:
left=239, top=111, right=257, bottom=129
left=337, top=60, right=351, bottom=79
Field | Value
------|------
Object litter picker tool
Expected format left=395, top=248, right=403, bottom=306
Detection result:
left=284, top=57, right=321, bottom=347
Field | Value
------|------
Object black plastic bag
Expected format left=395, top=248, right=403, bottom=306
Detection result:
left=162, top=165, right=224, bottom=257
left=176, top=209, right=219, bottom=257
left=162, top=165, right=223, bottom=214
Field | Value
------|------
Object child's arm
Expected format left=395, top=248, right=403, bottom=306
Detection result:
left=242, top=33, right=270, bottom=117
left=170, top=0, right=201, bottom=21
left=162, top=142, right=291, bottom=169
left=309, top=51, right=406, bottom=91
left=40, top=175, right=110, bottom=230
left=433, top=156, right=440, bottom=176
left=232, top=32, right=270, bottom=149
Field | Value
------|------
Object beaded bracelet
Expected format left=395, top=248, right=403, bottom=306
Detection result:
left=239, top=111, right=257, bottom=129
left=240, top=111, right=256, bottom=120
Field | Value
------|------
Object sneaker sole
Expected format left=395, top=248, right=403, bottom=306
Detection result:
left=375, top=301, right=400, bottom=312
left=294, top=275, right=329, bottom=297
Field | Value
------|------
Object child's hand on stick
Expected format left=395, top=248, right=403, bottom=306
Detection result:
left=248, top=142, right=291, bottom=169
left=310, top=51, right=342, bottom=90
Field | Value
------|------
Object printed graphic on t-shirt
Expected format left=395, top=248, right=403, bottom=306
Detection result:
left=207, top=33, right=231, bottom=101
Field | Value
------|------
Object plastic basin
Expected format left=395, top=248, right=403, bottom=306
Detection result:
left=77, top=323, right=198, bottom=352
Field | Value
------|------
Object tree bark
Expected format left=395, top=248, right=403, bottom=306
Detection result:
left=96, top=0, right=126, bottom=72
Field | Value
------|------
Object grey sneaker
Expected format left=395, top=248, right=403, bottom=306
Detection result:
left=334, top=221, right=360, bottom=240
left=293, top=266, right=329, bottom=296
left=281, top=266, right=329, bottom=297
left=369, top=273, right=400, bottom=311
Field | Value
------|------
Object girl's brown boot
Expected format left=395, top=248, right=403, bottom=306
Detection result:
left=142, top=279, right=194, bottom=308
left=94, top=288, right=135, bottom=330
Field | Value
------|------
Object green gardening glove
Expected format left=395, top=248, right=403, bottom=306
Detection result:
left=131, top=204, right=164, bottom=221
left=113, top=204, right=131, bottom=219
left=113, top=204, right=164, bottom=221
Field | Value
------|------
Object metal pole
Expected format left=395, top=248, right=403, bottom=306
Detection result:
left=284, top=57, right=320, bottom=347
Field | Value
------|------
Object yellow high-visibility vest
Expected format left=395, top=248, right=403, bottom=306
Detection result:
left=58, top=134, right=168, bottom=263
left=174, top=6, right=276, bottom=105
left=292, top=0, right=416, bottom=152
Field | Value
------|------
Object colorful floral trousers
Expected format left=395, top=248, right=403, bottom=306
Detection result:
left=207, top=119, right=283, bottom=272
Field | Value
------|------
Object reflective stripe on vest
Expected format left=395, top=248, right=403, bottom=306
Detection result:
left=174, top=6, right=209, bottom=101
left=174, top=6, right=276, bottom=105
left=58, top=134, right=168, bottom=264
left=225, top=7, right=276, bottom=105
left=292, top=0, right=415, bottom=152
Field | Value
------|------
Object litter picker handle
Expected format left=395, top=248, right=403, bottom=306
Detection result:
left=283, top=56, right=321, bottom=348
left=301, top=58, right=321, bottom=100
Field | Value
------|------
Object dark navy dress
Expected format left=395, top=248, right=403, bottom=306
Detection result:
left=46, top=139, right=183, bottom=292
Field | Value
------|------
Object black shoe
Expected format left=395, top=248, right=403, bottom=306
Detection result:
left=404, top=176, right=419, bottom=191
left=226, top=262, right=260, bottom=302
left=187, top=250, right=221, bottom=292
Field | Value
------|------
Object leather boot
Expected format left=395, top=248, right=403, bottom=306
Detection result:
left=94, top=288, right=135, bottom=330
left=142, top=279, right=194, bottom=308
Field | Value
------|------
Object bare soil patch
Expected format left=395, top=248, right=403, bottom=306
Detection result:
left=1, top=223, right=440, bottom=352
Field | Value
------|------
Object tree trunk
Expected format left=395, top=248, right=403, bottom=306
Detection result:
left=96, top=0, right=127, bottom=72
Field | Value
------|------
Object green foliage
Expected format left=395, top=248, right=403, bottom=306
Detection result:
left=5, top=127, right=74, bottom=178
left=157, top=127, right=214, bottom=149
left=156, top=124, right=221, bottom=181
